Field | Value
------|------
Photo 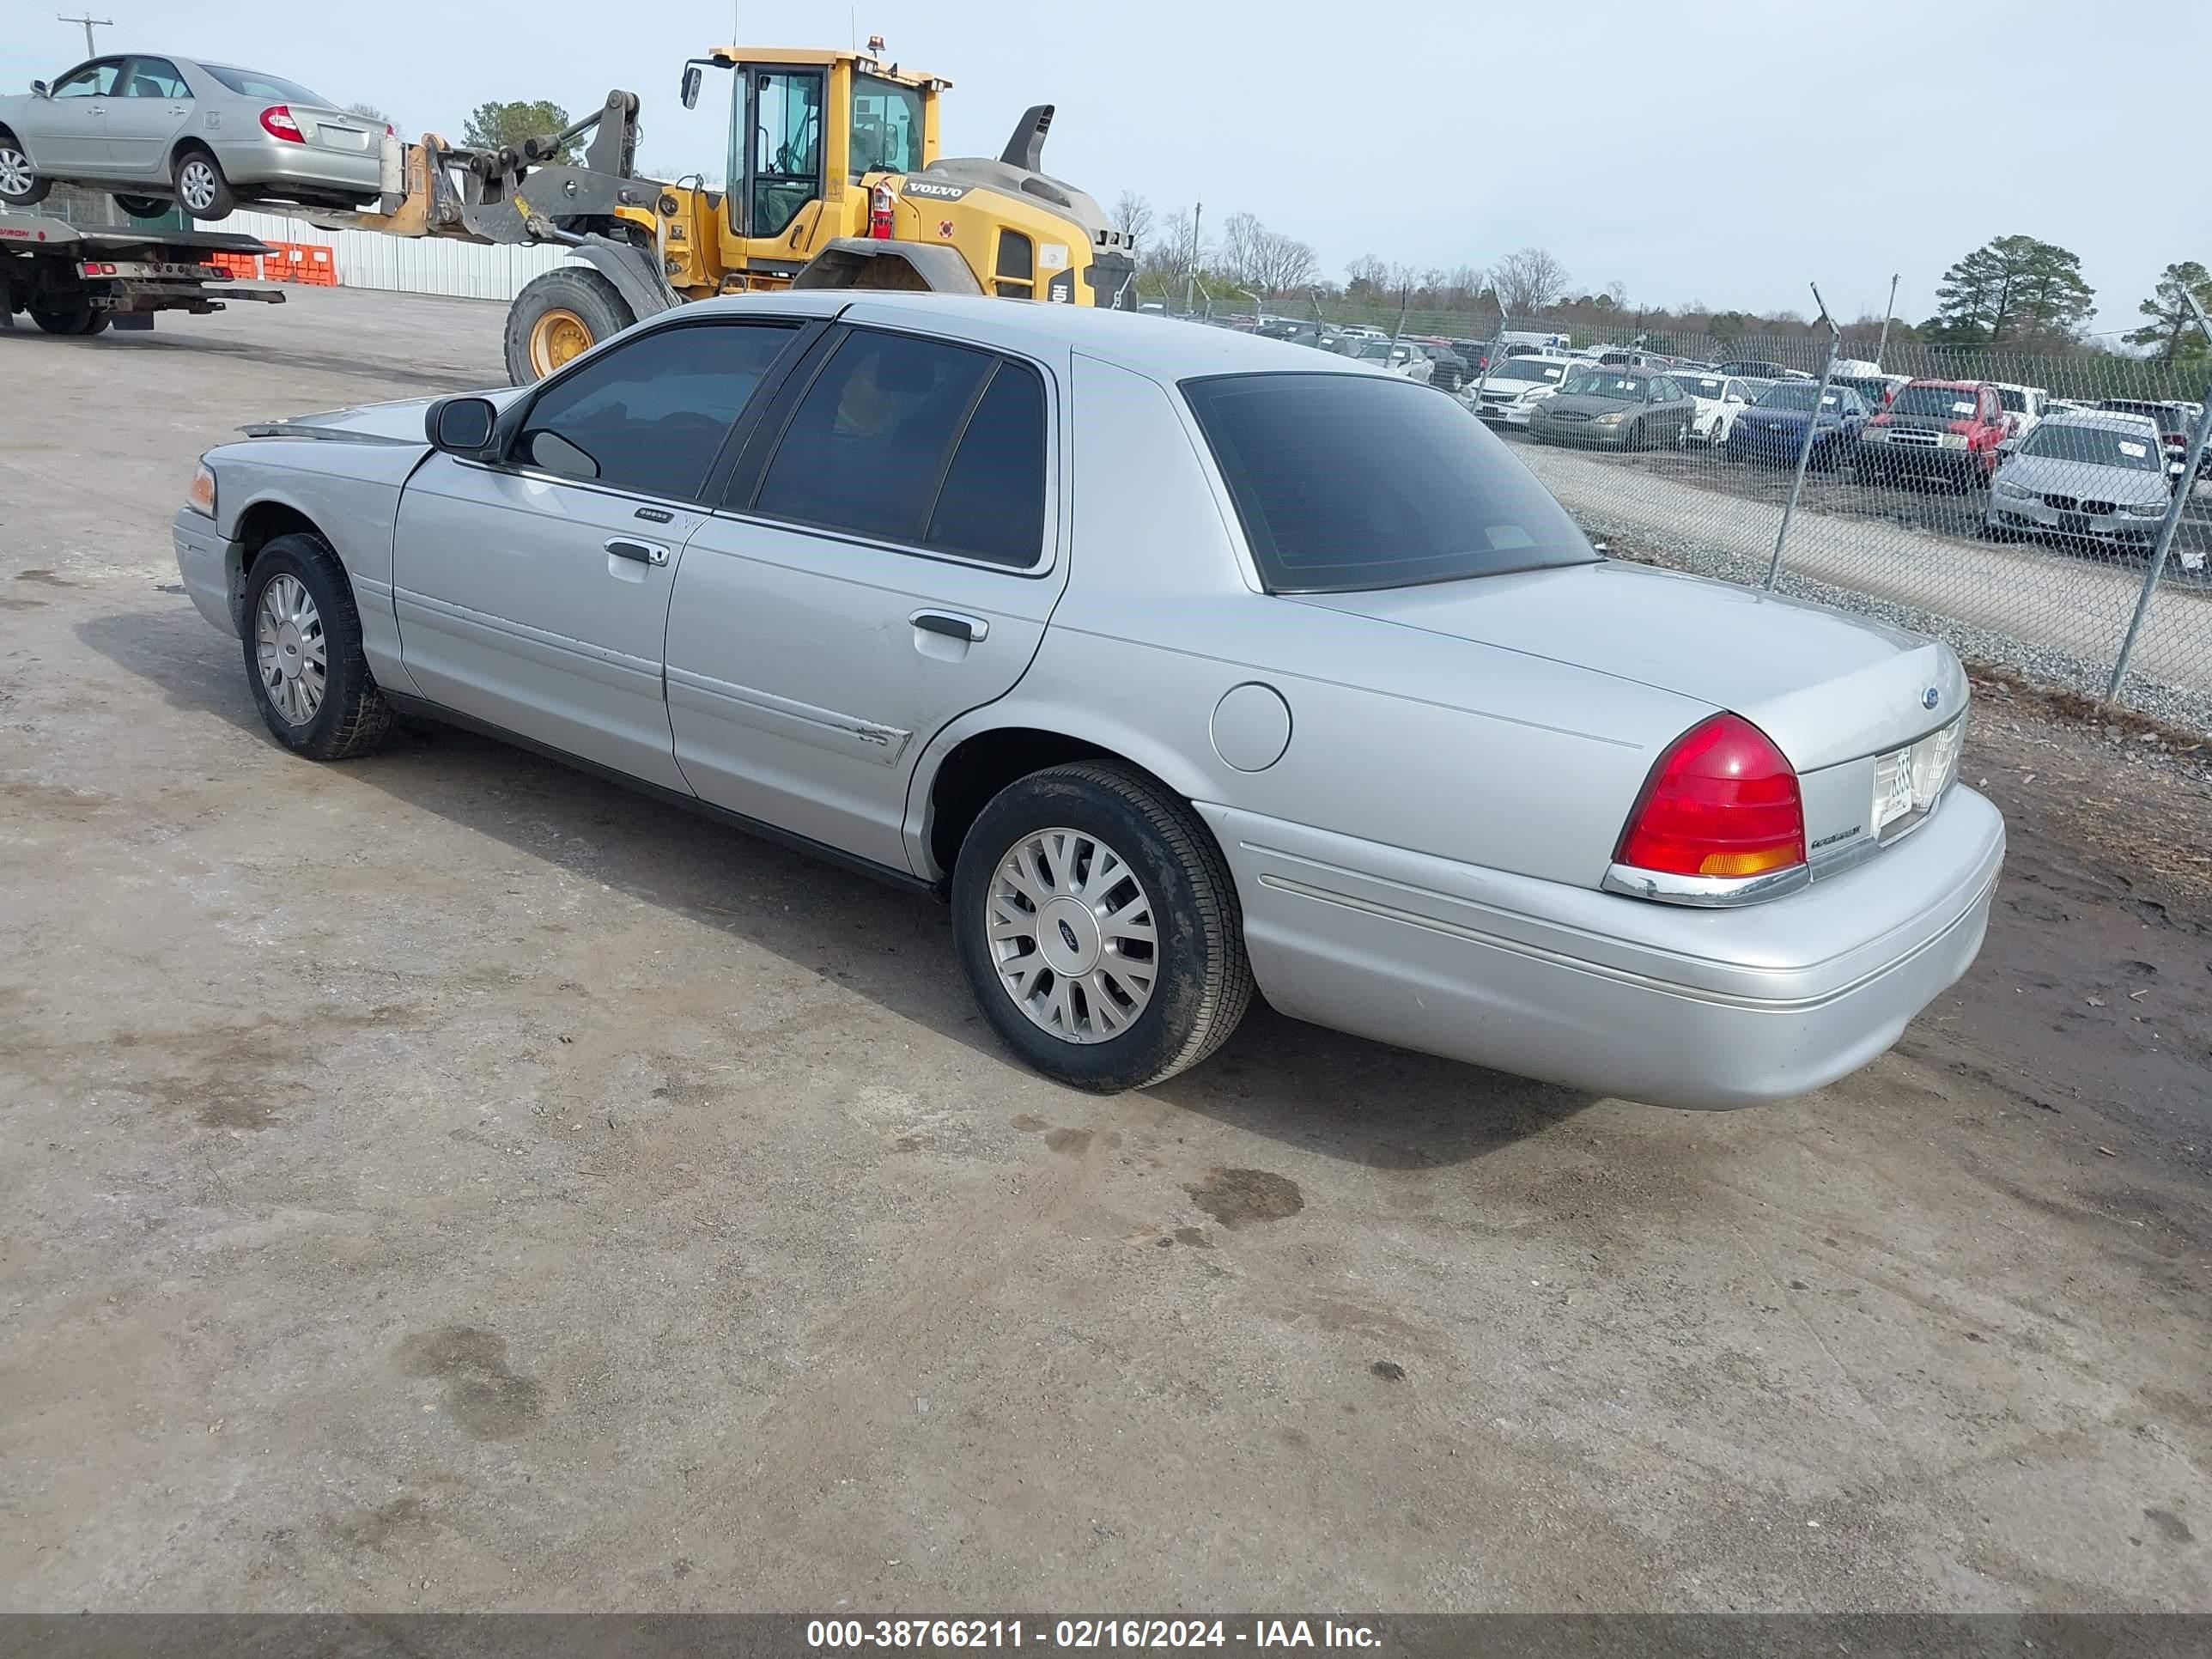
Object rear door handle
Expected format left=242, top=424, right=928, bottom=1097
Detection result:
left=910, top=610, right=988, bottom=643
left=605, top=538, right=670, bottom=567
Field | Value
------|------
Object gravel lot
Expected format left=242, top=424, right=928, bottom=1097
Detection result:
left=3, top=288, right=2210, bottom=1613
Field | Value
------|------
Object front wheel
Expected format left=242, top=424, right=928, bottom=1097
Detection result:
left=0, top=131, right=50, bottom=207
left=951, top=762, right=1254, bottom=1092
left=172, top=148, right=235, bottom=220
left=241, top=532, right=392, bottom=760
left=503, top=265, right=637, bottom=384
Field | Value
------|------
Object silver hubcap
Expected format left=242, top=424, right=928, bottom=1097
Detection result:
left=179, top=161, right=216, bottom=211
left=988, top=828, right=1158, bottom=1044
left=0, top=147, right=31, bottom=196
left=255, top=574, right=326, bottom=725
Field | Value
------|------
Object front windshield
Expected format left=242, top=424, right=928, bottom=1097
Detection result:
left=1358, top=343, right=1395, bottom=361
left=1997, top=388, right=2031, bottom=412
left=1893, top=385, right=1980, bottom=418
left=2021, top=424, right=2160, bottom=471
left=1561, top=373, right=1648, bottom=400
left=850, top=74, right=923, bottom=173
left=1756, top=384, right=1844, bottom=412
left=1492, top=359, right=1566, bottom=384
left=1681, top=376, right=1727, bottom=399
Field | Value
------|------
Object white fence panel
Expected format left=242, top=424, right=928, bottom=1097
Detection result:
left=227, top=210, right=568, bottom=301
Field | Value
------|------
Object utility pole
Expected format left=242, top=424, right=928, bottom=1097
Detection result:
left=58, top=11, right=112, bottom=58
left=1873, top=271, right=1899, bottom=368
left=1184, top=201, right=1201, bottom=315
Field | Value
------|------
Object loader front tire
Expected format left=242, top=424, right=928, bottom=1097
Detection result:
left=505, top=266, right=635, bottom=384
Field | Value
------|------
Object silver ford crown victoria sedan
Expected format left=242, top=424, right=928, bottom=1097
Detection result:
left=173, top=293, right=2003, bottom=1108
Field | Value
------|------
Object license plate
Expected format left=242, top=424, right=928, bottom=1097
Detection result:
left=1872, top=720, right=1962, bottom=836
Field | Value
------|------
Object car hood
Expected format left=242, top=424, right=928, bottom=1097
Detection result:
left=1291, top=559, right=1962, bottom=771
left=1996, top=453, right=2166, bottom=504
left=239, top=388, right=526, bottom=446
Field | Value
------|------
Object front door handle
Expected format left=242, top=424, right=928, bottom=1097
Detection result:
left=605, top=538, right=669, bottom=567
left=910, top=610, right=988, bottom=644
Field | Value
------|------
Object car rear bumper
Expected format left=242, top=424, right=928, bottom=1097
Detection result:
left=210, top=138, right=381, bottom=196
left=173, top=507, right=240, bottom=636
left=1199, top=787, right=2004, bottom=1110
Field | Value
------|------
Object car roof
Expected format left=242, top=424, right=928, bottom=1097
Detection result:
left=1908, top=378, right=1986, bottom=391
left=2045, top=410, right=2160, bottom=431
left=667, top=291, right=1393, bottom=384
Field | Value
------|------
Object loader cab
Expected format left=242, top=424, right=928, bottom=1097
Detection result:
left=699, top=46, right=945, bottom=263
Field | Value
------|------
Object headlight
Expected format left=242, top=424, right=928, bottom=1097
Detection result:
left=185, top=462, right=217, bottom=518
left=1591, top=411, right=1626, bottom=426
left=1993, top=477, right=2035, bottom=500
left=2121, top=499, right=2169, bottom=518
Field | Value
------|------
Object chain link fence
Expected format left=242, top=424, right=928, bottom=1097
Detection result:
left=1146, top=298, right=2212, bottom=734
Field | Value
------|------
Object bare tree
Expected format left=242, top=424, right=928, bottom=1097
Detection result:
left=1345, top=253, right=1391, bottom=295
left=1111, top=191, right=1154, bottom=252
left=1490, top=246, right=1570, bottom=319
left=1216, top=211, right=1266, bottom=288
left=1152, top=210, right=1205, bottom=285
left=346, top=101, right=393, bottom=125
left=1249, top=228, right=1319, bottom=295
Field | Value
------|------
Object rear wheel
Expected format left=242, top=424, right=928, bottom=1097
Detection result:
left=30, top=300, right=107, bottom=336
left=113, top=193, right=171, bottom=219
left=0, top=131, right=49, bottom=207
left=951, top=762, right=1253, bottom=1093
left=241, top=532, right=392, bottom=760
left=172, top=147, right=235, bottom=220
left=503, top=266, right=636, bottom=384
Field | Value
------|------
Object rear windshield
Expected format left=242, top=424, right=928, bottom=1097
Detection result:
left=1996, top=387, right=2031, bottom=411
left=1681, top=375, right=1727, bottom=398
left=1182, top=373, right=1600, bottom=593
left=2021, top=424, right=2161, bottom=471
left=1756, top=384, right=1846, bottom=411
left=201, top=64, right=331, bottom=105
left=1893, top=384, right=1980, bottom=418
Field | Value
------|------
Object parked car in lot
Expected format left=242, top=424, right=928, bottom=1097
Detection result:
left=1714, top=357, right=1811, bottom=382
left=1415, top=340, right=1472, bottom=393
left=1342, top=337, right=1433, bottom=382
left=0, top=53, right=388, bottom=221
left=1984, top=411, right=2196, bottom=561
left=171, top=294, right=2002, bottom=1109
left=1723, top=381, right=1870, bottom=470
left=1471, top=354, right=1574, bottom=427
left=2096, top=399, right=2208, bottom=481
left=1856, top=380, right=2009, bottom=490
left=1990, top=382, right=2051, bottom=438
left=1669, top=371, right=1757, bottom=447
left=1527, top=368, right=1698, bottom=449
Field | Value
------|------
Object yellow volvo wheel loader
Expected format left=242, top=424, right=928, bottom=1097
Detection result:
left=349, top=45, right=1138, bottom=381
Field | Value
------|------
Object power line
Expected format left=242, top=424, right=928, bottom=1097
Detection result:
left=58, top=11, right=111, bottom=58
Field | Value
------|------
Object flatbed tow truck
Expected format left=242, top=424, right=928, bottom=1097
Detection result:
left=0, top=212, right=284, bottom=336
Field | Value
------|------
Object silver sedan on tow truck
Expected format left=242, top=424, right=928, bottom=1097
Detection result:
left=172, top=294, right=2003, bottom=1109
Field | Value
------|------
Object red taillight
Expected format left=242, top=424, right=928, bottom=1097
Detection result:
left=1615, top=713, right=1805, bottom=880
left=259, top=105, right=305, bottom=143
left=79, top=260, right=117, bottom=276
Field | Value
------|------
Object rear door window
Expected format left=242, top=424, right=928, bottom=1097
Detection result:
left=515, top=320, right=801, bottom=500
left=922, top=361, right=1048, bottom=567
left=749, top=330, right=1000, bottom=546
left=123, top=58, right=191, bottom=98
left=1182, top=372, right=1600, bottom=592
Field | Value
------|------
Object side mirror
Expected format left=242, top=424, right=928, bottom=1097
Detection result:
left=680, top=64, right=703, bottom=110
left=1996, top=438, right=2019, bottom=455
left=425, top=395, right=500, bottom=457
left=31, top=79, right=50, bottom=97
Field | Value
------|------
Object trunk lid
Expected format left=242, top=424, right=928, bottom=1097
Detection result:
left=295, top=105, right=378, bottom=155
left=1291, top=559, right=1964, bottom=772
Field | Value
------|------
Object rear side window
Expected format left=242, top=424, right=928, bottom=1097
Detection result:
left=1182, top=373, right=1600, bottom=592
left=517, top=321, right=799, bottom=499
left=925, top=362, right=1048, bottom=566
left=751, top=330, right=996, bottom=544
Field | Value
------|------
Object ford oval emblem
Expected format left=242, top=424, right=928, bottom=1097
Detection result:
left=1923, top=686, right=1942, bottom=711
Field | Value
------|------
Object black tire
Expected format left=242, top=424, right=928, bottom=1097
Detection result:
left=30, top=301, right=106, bottom=336
left=113, top=193, right=171, bottom=220
left=171, top=146, right=235, bottom=220
left=1626, top=420, right=1646, bottom=451
left=951, top=762, right=1254, bottom=1093
left=502, top=265, right=637, bottom=385
left=240, top=532, right=392, bottom=761
left=0, top=131, right=50, bottom=207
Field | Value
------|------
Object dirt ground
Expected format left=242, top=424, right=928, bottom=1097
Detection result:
left=2, top=289, right=2209, bottom=1613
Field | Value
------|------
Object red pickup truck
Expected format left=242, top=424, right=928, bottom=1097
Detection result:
left=1853, top=380, right=2008, bottom=490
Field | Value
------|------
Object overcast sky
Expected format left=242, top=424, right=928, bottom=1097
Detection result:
left=7, top=0, right=2202, bottom=331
